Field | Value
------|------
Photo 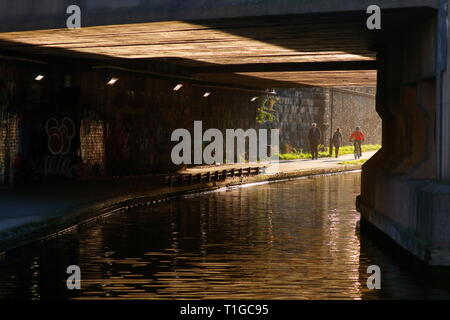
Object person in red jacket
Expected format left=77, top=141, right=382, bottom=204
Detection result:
left=349, top=126, right=365, bottom=158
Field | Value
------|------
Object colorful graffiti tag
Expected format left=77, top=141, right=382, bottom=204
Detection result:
left=44, top=117, right=77, bottom=177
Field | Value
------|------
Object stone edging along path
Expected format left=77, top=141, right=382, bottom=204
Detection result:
left=0, top=164, right=362, bottom=255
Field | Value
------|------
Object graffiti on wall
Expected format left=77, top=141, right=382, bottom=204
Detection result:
left=46, top=117, right=76, bottom=155
left=44, top=117, right=78, bottom=177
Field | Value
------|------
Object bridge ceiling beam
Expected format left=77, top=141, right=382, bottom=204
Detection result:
left=0, top=7, right=436, bottom=88
left=0, top=0, right=438, bottom=33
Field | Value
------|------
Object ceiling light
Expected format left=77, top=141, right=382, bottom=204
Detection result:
left=34, top=75, right=44, bottom=81
left=251, top=97, right=258, bottom=102
left=203, top=92, right=211, bottom=98
left=173, top=84, right=183, bottom=91
left=107, top=77, right=119, bottom=85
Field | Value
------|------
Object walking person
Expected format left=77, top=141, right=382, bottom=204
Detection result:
left=308, top=122, right=322, bottom=160
left=349, top=126, right=365, bottom=159
left=332, top=128, right=343, bottom=158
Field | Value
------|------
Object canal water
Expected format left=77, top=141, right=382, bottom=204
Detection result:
left=1, top=172, right=450, bottom=300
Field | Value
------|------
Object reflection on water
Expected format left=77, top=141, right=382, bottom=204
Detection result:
left=1, top=172, right=450, bottom=300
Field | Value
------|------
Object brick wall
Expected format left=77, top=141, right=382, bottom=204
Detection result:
left=0, top=75, right=23, bottom=184
left=330, top=87, right=381, bottom=146
left=262, top=87, right=381, bottom=153
left=80, top=120, right=105, bottom=176
left=0, top=59, right=259, bottom=184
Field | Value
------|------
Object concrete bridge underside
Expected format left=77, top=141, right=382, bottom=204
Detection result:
left=1, top=0, right=450, bottom=265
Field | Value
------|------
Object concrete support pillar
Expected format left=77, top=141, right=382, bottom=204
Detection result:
left=358, top=8, right=450, bottom=266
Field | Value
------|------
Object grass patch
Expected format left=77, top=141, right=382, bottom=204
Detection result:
left=338, top=159, right=368, bottom=165
left=278, top=144, right=381, bottom=160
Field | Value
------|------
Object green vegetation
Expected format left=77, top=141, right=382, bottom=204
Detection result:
left=338, top=159, right=368, bottom=165
left=278, top=144, right=381, bottom=160
left=256, top=95, right=278, bottom=124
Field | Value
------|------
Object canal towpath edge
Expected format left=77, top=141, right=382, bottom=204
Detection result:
left=0, top=151, right=377, bottom=254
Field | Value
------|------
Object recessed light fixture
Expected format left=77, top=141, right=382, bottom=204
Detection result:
left=203, top=92, right=211, bottom=98
left=107, top=77, right=119, bottom=85
left=251, top=97, right=258, bottom=102
left=173, top=84, right=183, bottom=91
left=34, top=75, right=44, bottom=81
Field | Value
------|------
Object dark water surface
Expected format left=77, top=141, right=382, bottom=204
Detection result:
left=1, top=172, right=450, bottom=300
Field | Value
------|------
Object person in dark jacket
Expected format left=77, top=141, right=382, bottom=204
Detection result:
left=332, top=128, right=343, bottom=158
left=308, top=122, right=322, bottom=160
